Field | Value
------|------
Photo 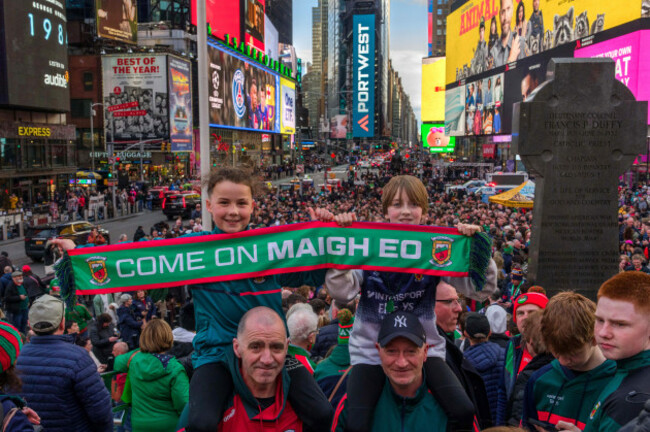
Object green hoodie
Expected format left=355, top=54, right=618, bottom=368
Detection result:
left=115, top=350, right=189, bottom=432
left=524, top=358, right=616, bottom=430
left=584, top=350, right=650, bottom=432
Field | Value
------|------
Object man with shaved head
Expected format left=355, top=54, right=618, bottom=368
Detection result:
left=214, top=306, right=307, bottom=430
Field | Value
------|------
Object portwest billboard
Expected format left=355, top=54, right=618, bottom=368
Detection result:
left=575, top=30, right=650, bottom=124
left=207, top=41, right=279, bottom=133
left=446, top=0, right=643, bottom=84
left=0, top=0, right=70, bottom=112
left=352, top=14, right=375, bottom=138
left=280, top=78, right=295, bottom=134
left=422, top=123, right=455, bottom=153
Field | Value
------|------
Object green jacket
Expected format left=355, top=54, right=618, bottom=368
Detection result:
left=115, top=350, right=189, bottom=432
left=288, top=344, right=316, bottom=373
left=188, top=227, right=326, bottom=369
left=314, top=344, right=350, bottom=382
left=65, top=303, right=93, bottom=331
left=584, top=350, right=650, bottom=432
left=92, top=293, right=115, bottom=317
left=523, top=358, right=616, bottom=430
left=332, top=375, right=447, bottom=432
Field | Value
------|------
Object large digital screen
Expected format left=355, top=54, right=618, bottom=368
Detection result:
left=245, top=0, right=265, bottom=52
left=421, top=57, right=446, bottom=122
left=422, top=123, right=456, bottom=153
left=428, top=0, right=434, bottom=56
left=168, top=56, right=193, bottom=152
left=207, top=42, right=279, bottom=133
left=353, top=14, right=375, bottom=138
left=330, top=114, right=348, bottom=139
left=446, top=0, right=643, bottom=84
left=575, top=30, right=650, bottom=124
left=191, top=0, right=241, bottom=42
left=102, top=54, right=169, bottom=143
left=265, top=14, right=279, bottom=61
left=464, top=71, right=504, bottom=136
left=445, top=85, right=466, bottom=136
left=0, top=0, right=70, bottom=111
left=280, top=78, right=295, bottom=134
left=96, top=0, right=138, bottom=43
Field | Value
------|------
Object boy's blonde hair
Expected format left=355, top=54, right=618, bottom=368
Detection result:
left=541, top=292, right=595, bottom=356
left=381, top=175, right=429, bottom=217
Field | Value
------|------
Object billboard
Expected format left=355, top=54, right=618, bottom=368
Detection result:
left=280, top=78, right=296, bottom=134
left=191, top=0, right=240, bottom=42
left=421, top=57, right=446, bottom=122
left=102, top=54, right=169, bottom=143
left=353, top=14, right=375, bottom=138
left=207, top=42, right=279, bottom=133
left=96, top=0, right=138, bottom=44
left=575, top=30, right=650, bottom=124
left=0, top=0, right=70, bottom=112
left=422, top=123, right=455, bottom=153
left=245, top=0, right=265, bottom=52
left=464, top=71, right=504, bottom=135
left=168, top=57, right=193, bottom=152
left=445, top=85, right=466, bottom=136
left=330, top=114, right=348, bottom=139
left=265, top=14, right=279, bottom=61
left=446, top=0, right=643, bottom=84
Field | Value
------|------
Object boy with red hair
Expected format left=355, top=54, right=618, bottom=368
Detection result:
left=582, top=271, right=650, bottom=432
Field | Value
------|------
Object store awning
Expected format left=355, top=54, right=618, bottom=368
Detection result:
left=489, top=182, right=534, bottom=208
left=76, top=171, right=102, bottom=180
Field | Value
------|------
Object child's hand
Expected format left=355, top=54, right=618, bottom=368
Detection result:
left=309, top=207, right=335, bottom=222
left=457, top=223, right=482, bottom=236
left=333, top=212, right=357, bottom=227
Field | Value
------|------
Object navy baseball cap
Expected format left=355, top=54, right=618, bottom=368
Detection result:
left=378, top=311, right=426, bottom=347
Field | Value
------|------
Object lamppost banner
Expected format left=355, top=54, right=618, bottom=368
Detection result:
left=353, top=14, right=375, bottom=138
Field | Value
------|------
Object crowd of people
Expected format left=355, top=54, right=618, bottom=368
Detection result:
left=0, top=160, right=647, bottom=431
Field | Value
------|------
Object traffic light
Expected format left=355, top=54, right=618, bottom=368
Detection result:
left=115, top=157, right=121, bottom=165
left=330, top=153, right=336, bottom=159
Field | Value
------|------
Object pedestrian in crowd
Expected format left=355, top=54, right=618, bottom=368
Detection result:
left=287, top=303, right=320, bottom=374
left=0, top=251, right=12, bottom=271
left=133, top=289, right=156, bottom=322
left=332, top=311, right=449, bottom=431
left=314, top=308, right=354, bottom=409
left=16, top=295, right=113, bottom=431
left=497, top=292, right=549, bottom=425
left=522, top=292, right=615, bottom=431
left=325, top=175, right=496, bottom=432
left=20, top=265, right=46, bottom=305
left=311, top=300, right=355, bottom=359
left=583, top=271, right=650, bottom=431
left=114, top=319, right=189, bottom=432
left=75, top=334, right=107, bottom=372
left=0, top=265, right=13, bottom=306
left=117, top=294, right=145, bottom=350
left=133, top=225, right=146, bottom=242
left=435, top=282, right=493, bottom=429
left=505, top=310, right=554, bottom=426
left=87, top=226, right=107, bottom=245
left=118, top=233, right=128, bottom=242
left=624, top=253, right=650, bottom=273
left=89, top=313, right=119, bottom=365
left=191, top=203, right=201, bottom=220
left=168, top=302, right=196, bottom=379
left=484, top=289, right=510, bottom=349
left=463, top=312, right=506, bottom=423
left=3, top=271, right=29, bottom=333
left=0, top=320, right=41, bottom=431
left=64, top=298, right=93, bottom=337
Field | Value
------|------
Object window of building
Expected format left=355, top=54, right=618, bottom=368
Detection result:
left=437, top=29, right=442, bottom=35
left=437, top=8, right=443, bottom=15
left=51, top=142, right=67, bottom=167
left=25, top=143, right=45, bottom=168
left=0, top=139, right=17, bottom=170
left=70, top=99, right=91, bottom=119
left=83, top=72, right=94, bottom=91
left=437, top=19, right=442, bottom=25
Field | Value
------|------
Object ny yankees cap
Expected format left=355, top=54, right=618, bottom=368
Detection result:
left=378, top=311, right=426, bottom=347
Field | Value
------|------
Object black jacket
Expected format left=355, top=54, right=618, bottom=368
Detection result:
left=89, top=321, right=116, bottom=364
left=489, top=332, right=511, bottom=350
left=3, top=282, right=25, bottom=314
left=311, top=319, right=339, bottom=359
left=22, top=273, right=46, bottom=301
left=506, top=353, right=555, bottom=426
left=438, top=325, right=493, bottom=429
left=620, top=399, right=650, bottom=432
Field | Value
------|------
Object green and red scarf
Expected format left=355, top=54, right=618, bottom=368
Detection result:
left=56, top=222, right=492, bottom=304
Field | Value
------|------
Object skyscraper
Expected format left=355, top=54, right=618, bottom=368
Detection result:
left=266, top=0, right=293, bottom=45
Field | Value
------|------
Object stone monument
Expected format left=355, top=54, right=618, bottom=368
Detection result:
left=512, top=58, right=648, bottom=300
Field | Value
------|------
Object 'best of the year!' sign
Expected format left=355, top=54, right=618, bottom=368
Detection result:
left=64, top=222, right=491, bottom=295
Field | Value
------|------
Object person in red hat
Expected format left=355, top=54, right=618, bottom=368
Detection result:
left=21, top=265, right=46, bottom=305
left=496, top=292, right=548, bottom=425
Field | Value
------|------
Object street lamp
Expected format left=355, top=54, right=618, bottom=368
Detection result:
left=89, top=102, right=104, bottom=172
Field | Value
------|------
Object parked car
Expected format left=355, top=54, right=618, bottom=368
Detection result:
left=162, top=192, right=201, bottom=220
left=445, top=180, right=488, bottom=194
left=25, top=221, right=110, bottom=262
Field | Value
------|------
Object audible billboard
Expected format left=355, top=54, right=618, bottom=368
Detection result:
left=280, top=78, right=296, bottom=134
left=353, top=14, right=375, bottom=138
left=421, top=57, right=446, bottom=122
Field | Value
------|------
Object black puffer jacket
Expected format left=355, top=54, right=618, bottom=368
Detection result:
left=506, top=353, right=555, bottom=426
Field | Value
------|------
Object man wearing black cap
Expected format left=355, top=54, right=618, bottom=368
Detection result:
left=332, top=311, right=448, bottom=431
